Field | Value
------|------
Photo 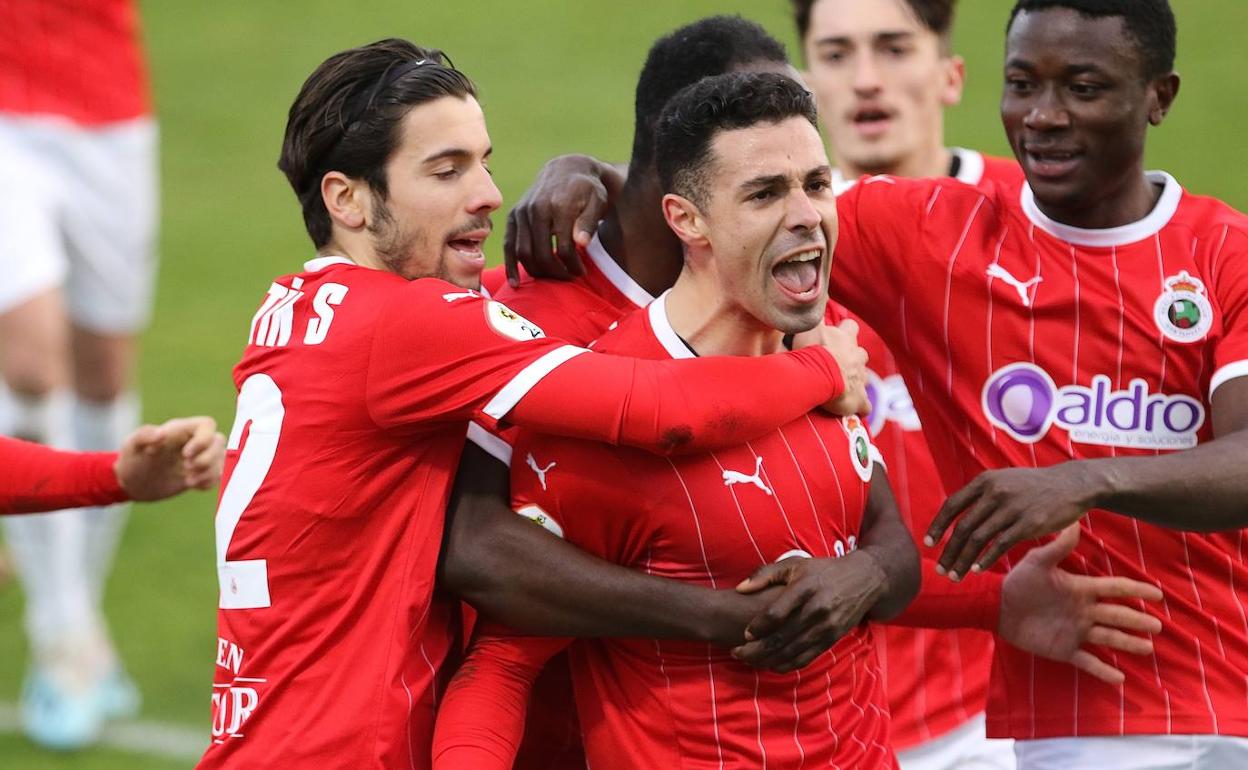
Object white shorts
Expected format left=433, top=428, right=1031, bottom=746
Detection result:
left=1014, top=734, right=1248, bottom=770
left=0, top=114, right=159, bottom=333
left=898, top=714, right=1016, bottom=770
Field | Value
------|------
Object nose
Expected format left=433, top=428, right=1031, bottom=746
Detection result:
left=470, top=167, right=503, bottom=215
left=786, top=189, right=822, bottom=232
left=1024, top=85, right=1071, bottom=131
left=852, top=52, right=883, bottom=95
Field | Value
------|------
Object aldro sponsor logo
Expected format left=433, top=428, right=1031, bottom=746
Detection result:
left=982, top=363, right=1204, bottom=450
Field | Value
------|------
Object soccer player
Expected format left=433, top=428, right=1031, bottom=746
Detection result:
left=439, top=70, right=919, bottom=770
left=0, top=0, right=160, bottom=748
left=824, top=2, right=1248, bottom=767
left=795, top=1, right=1020, bottom=766
left=506, top=2, right=1248, bottom=767
left=2, top=417, right=224, bottom=515
left=198, top=38, right=876, bottom=770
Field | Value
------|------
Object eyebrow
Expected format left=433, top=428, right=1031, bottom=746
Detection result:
left=422, top=146, right=492, bottom=164
left=815, top=30, right=915, bottom=47
left=1006, top=58, right=1112, bottom=77
left=740, top=166, right=832, bottom=191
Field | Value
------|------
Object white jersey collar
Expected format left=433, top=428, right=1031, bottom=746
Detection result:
left=303, top=255, right=355, bottom=273
left=647, top=291, right=695, bottom=359
left=1021, top=170, right=1183, bottom=248
left=585, top=230, right=656, bottom=309
left=950, top=147, right=985, bottom=186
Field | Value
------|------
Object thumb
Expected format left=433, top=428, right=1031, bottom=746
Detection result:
left=836, top=318, right=860, bottom=342
left=125, top=424, right=165, bottom=452
left=1030, top=524, right=1080, bottom=567
left=736, top=561, right=795, bottom=594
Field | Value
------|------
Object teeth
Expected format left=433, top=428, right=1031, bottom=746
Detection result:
left=782, top=250, right=821, bottom=264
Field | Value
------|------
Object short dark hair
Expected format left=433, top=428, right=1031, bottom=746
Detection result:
left=278, top=38, right=477, bottom=248
left=629, top=16, right=789, bottom=173
left=791, top=0, right=957, bottom=46
left=1007, top=0, right=1176, bottom=79
left=655, top=71, right=818, bottom=206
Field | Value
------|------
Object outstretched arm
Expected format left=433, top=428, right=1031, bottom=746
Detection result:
left=0, top=416, right=224, bottom=515
left=926, top=378, right=1248, bottom=576
left=440, top=443, right=764, bottom=643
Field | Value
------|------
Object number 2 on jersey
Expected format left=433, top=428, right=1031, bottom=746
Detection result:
left=215, top=374, right=285, bottom=609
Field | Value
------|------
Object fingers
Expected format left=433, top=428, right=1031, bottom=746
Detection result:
left=1085, top=625, right=1156, bottom=657
left=835, top=318, right=860, bottom=342
left=529, top=212, right=565, bottom=282
left=185, top=432, right=226, bottom=490
left=736, top=561, right=797, bottom=594
left=1076, top=574, right=1164, bottom=603
left=1069, top=649, right=1126, bottom=685
left=925, top=478, right=983, bottom=548
left=967, top=520, right=1030, bottom=575
left=510, top=208, right=538, bottom=281
left=742, top=581, right=812, bottom=642
left=567, top=190, right=607, bottom=263
left=736, top=620, right=838, bottom=673
left=503, top=210, right=521, bottom=286
left=1025, top=524, right=1081, bottom=568
left=176, top=416, right=219, bottom=458
left=124, top=424, right=165, bottom=453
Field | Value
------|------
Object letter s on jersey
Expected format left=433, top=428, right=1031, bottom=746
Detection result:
left=304, top=283, right=349, bottom=345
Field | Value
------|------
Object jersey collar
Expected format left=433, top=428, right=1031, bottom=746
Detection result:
left=585, top=231, right=656, bottom=309
left=648, top=291, right=696, bottom=359
left=303, top=255, right=355, bottom=272
left=831, top=147, right=984, bottom=195
left=1021, top=171, right=1183, bottom=248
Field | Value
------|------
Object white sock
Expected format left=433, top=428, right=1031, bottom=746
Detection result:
left=71, top=393, right=139, bottom=625
left=0, top=390, right=97, bottom=660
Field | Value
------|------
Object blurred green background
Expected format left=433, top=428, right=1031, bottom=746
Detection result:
left=1, top=0, right=1243, bottom=766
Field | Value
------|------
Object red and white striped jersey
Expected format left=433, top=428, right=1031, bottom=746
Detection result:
left=198, top=258, right=600, bottom=770
left=834, top=149, right=1023, bottom=749
left=834, top=171, right=1248, bottom=740
left=464, top=234, right=654, bottom=770
left=506, top=293, right=893, bottom=770
left=0, top=0, right=150, bottom=125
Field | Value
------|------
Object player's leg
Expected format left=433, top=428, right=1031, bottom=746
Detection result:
left=0, top=116, right=107, bottom=749
left=60, top=116, right=160, bottom=723
left=896, top=715, right=1015, bottom=770
left=1014, top=734, right=1248, bottom=770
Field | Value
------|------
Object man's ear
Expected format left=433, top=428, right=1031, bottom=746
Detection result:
left=941, top=54, right=967, bottom=108
left=1148, top=72, right=1181, bottom=126
left=322, top=171, right=367, bottom=231
left=661, top=192, right=709, bottom=250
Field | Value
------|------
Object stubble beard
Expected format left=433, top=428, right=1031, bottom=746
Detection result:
left=369, top=196, right=448, bottom=282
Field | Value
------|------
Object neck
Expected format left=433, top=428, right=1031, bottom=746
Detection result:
left=839, top=133, right=952, bottom=181
left=598, top=174, right=685, bottom=297
left=1034, top=165, right=1161, bottom=230
left=663, top=265, right=784, bottom=358
left=320, top=239, right=380, bottom=271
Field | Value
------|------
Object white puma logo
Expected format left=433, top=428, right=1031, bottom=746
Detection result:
left=722, top=457, right=772, bottom=496
left=987, top=263, right=1043, bottom=307
left=526, top=453, right=556, bottom=491
left=442, top=291, right=480, bottom=303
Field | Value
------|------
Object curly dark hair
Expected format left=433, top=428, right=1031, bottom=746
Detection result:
left=629, top=16, right=789, bottom=172
left=655, top=72, right=818, bottom=206
left=1007, top=0, right=1176, bottom=79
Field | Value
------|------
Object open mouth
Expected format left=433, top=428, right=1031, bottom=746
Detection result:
left=446, top=227, right=490, bottom=260
left=1024, top=147, right=1082, bottom=179
left=771, top=248, right=824, bottom=300
left=851, top=106, right=893, bottom=136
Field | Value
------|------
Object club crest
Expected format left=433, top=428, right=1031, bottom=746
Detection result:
left=1153, top=271, right=1213, bottom=344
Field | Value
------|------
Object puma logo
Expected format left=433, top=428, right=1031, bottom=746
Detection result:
left=442, top=291, right=480, bottom=303
left=722, top=457, right=772, bottom=496
left=987, top=263, right=1043, bottom=307
left=526, top=453, right=556, bottom=491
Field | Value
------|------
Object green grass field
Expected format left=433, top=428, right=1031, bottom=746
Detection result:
left=1, top=0, right=1244, bottom=766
